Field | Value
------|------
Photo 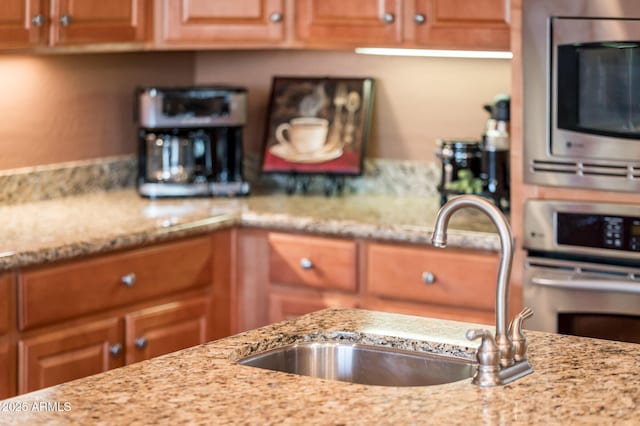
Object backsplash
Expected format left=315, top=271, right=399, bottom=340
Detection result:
left=0, top=155, right=440, bottom=205
left=0, top=156, right=137, bottom=205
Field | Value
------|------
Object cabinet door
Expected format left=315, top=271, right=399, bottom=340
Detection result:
left=18, top=317, right=124, bottom=394
left=295, top=0, right=401, bottom=46
left=160, top=0, right=285, bottom=44
left=125, top=297, right=208, bottom=365
left=269, top=289, right=357, bottom=324
left=410, top=0, right=509, bottom=50
left=0, top=0, right=46, bottom=49
left=0, top=337, right=15, bottom=400
left=50, top=0, right=146, bottom=46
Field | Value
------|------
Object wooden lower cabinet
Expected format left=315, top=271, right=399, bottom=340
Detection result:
left=124, top=297, right=209, bottom=364
left=269, top=289, right=357, bottom=323
left=0, top=337, right=15, bottom=399
left=18, top=317, right=124, bottom=394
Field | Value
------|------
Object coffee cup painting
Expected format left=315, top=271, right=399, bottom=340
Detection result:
left=261, top=77, right=374, bottom=175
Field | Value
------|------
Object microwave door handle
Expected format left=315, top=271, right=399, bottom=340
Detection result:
left=531, top=276, right=640, bottom=294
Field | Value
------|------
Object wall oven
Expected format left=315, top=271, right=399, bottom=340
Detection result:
left=523, top=0, right=640, bottom=192
left=523, top=200, right=640, bottom=343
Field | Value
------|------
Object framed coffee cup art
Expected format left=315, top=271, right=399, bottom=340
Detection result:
left=261, top=76, right=375, bottom=175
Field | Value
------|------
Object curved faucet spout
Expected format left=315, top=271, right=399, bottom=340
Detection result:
left=431, top=195, right=515, bottom=367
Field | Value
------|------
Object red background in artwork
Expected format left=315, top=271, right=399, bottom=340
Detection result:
left=262, top=149, right=362, bottom=174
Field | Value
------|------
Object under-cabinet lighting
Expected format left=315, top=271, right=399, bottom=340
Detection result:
left=354, top=47, right=513, bottom=59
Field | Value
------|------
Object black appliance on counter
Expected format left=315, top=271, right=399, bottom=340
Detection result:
left=436, top=95, right=510, bottom=211
left=135, top=86, right=250, bottom=198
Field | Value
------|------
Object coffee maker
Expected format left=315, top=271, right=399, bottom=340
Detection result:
left=136, top=86, right=250, bottom=198
left=481, top=94, right=510, bottom=210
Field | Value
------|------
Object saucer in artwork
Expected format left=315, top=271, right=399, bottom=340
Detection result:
left=269, top=142, right=343, bottom=163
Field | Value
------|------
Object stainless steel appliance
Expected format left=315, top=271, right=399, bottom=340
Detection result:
left=523, top=200, right=640, bottom=343
left=523, top=0, right=640, bottom=192
left=136, top=86, right=249, bottom=198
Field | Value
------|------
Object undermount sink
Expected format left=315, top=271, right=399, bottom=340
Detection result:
left=237, top=342, right=475, bottom=387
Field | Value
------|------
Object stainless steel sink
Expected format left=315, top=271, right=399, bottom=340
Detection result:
left=237, top=342, right=475, bottom=387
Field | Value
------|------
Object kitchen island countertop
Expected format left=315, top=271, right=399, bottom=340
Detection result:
left=0, top=189, right=500, bottom=271
left=0, top=308, right=638, bottom=425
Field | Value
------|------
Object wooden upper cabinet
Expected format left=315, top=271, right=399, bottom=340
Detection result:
left=408, top=0, right=510, bottom=50
left=295, top=0, right=402, bottom=46
left=49, top=0, right=146, bottom=46
left=159, top=0, right=285, bottom=45
left=0, top=0, right=47, bottom=49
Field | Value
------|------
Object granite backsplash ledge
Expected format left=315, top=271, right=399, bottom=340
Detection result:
left=0, top=155, right=442, bottom=205
left=0, top=155, right=137, bottom=205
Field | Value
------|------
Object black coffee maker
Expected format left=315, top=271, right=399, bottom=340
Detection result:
left=135, top=86, right=250, bottom=198
left=481, top=94, right=510, bottom=210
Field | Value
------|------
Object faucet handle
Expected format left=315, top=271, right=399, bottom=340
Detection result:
left=466, top=329, right=502, bottom=386
left=508, top=307, right=534, bottom=362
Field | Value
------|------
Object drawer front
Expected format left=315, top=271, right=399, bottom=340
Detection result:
left=0, top=274, right=13, bottom=335
left=268, top=233, right=357, bottom=292
left=19, top=236, right=213, bottom=330
left=366, top=243, right=498, bottom=311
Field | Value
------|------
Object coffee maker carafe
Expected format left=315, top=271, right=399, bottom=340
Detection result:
left=136, top=86, right=249, bottom=198
left=481, top=94, right=510, bottom=209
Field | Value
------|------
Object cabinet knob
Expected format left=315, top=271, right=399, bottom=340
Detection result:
left=382, top=13, right=395, bottom=24
left=31, top=14, right=45, bottom=27
left=300, top=258, right=313, bottom=270
left=109, top=343, right=123, bottom=357
left=414, top=13, right=426, bottom=24
left=120, top=273, right=136, bottom=287
left=59, top=15, right=72, bottom=27
left=270, top=12, right=283, bottom=23
left=421, top=271, right=436, bottom=284
left=134, top=336, right=148, bottom=350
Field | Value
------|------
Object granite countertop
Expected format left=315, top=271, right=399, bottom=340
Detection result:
left=1, top=308, right=638, bottom=425
left=0, top=189, right=500, bottom=271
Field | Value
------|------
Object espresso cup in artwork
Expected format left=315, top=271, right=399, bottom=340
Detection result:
left=275, top=117, right=329, bottom=154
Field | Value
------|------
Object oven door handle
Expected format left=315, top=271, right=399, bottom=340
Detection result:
left=531, top=276, right=640, bottom=294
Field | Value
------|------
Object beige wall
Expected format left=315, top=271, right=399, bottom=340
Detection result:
left=0, top=49, right=510, bottom=171
left=194, top=50, right=511, bottom=161
left=0, top=52, right=195, bottom=170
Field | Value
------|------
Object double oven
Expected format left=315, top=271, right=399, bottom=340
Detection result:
left=522, top=0, right=640, bottom=343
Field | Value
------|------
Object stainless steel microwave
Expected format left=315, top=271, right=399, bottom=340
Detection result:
left=523, top=0, right=640, bottom=192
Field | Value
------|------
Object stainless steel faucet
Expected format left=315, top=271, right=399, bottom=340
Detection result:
left=431, top=195, right=534, bottom=386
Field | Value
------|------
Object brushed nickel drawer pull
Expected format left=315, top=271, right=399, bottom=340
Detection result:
left=382, top=12, right=395, bottom=24
left=120, top=273, right=136, bottom=287
left=422, top=272, right=436, bottom=284
left=134, top=336, right=148, bottom=349
left=300, top=258, right=313, bottom=270
left=414, top=13, right=426, bottom=24
left=59, top=15, right=72, bottom=27
left=270, top=12, right=283, bottom=23
left=31, top=14, right=45, bottom=27
left=109, top=343, right=123, bottom=357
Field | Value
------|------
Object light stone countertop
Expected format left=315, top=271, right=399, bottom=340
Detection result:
left=0, top=189, right=500, bottom=271
left=1, top=308, right=638, bottom=425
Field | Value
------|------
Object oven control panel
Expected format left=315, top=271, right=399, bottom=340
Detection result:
left=524, top=200, right=640, bottom=260
left=556, top=212, right=640, bottom=252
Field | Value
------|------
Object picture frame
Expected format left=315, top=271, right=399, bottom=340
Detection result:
left=261, top=76, right=375, bottom=176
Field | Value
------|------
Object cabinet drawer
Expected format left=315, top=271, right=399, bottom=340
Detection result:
left=19, top=236, right=213, bottom=330
left=0, top=274, right=12, bottom=335
left=268, top=233, right=357, bottom=292
left=366, top=243, right=498, bottom=311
